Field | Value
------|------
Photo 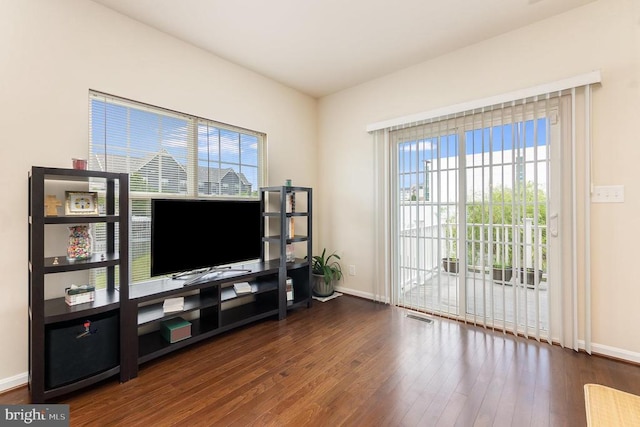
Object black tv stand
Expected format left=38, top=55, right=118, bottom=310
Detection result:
left=126, top=259, right=283, bottom=377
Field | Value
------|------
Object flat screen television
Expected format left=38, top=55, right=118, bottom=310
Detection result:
left=150, top=198, right=262, bottom=278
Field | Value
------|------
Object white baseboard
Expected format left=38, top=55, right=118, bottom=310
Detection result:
left=334, top=286, right=389, bottom=303
left=588, top=342, right=640, bottom=364
left=0, top=372, right=27, bottom=394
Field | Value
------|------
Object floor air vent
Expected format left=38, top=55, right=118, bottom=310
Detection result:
left=406, top=313, right=434, bottom=323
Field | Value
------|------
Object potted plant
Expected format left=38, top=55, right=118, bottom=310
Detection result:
left=492, top=262, right=513, bottom=283
left=442, top=221, right=459, bottom=273
left=310, top=249, right=343, bottom=297
left=442, top=257, right=459, bottom=273
left=519, top=267, right=543, bottom=287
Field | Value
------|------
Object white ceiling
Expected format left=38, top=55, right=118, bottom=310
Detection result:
left=90, top=0, right=596, bottom=98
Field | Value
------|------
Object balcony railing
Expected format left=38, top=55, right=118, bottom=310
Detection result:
left=398, top=220, right=547, bottom=286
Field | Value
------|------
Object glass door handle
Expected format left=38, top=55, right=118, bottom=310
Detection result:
left=549, top=213, right=559, bottom=237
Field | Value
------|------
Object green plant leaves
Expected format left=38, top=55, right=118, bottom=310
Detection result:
left=311, top=249, right=342, bottom=285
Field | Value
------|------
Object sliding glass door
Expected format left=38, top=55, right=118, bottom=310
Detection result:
left=392, top=99, right=560, bottom=338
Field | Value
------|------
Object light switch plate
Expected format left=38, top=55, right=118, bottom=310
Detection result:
left=592, top=185, right=624, bottom=203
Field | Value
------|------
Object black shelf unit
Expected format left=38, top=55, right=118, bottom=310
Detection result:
left=28, top=167, right=129, bottom=402
left=127, top=260, right=282, bottom=375
left=260, top=186, right=313, bottom=315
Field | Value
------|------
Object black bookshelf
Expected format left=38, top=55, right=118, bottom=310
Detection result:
left=28, top=166, right=129, bottom=403
left=260, top=186, right=313, bottom=315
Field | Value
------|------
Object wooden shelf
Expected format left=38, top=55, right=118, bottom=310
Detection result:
left=220, top=279, right=279, bottom=302
left=43, top=289, right=120, bottom=324
left=286, top=258, right=310, bottom=269
left=130, top=260, right=281, bottom=302
left=262, top=211, right=308, bottom=217
left=262, top=234, right=309, bottom=243
left=41, top=215, right=121, bottom=225
left=36, top=167, right=125, bottom=181
left=260, top=185, right=309, bottom=192
left=220, top=303, right=279, bottom=328
left=40, top=253, right=120, bottom=273
left=138, top=316, right=219, bottom=363
left=287, top=299, right=310, bottom=310
left=137, top=294, right=218, bottom=326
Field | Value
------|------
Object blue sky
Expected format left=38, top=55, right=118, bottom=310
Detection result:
left=398, top=119, right=548, bottom=189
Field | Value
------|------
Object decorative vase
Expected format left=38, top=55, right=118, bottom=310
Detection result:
left=67, top=225, right=92, bottom=261
left=312, top=274, right=334, bottom=297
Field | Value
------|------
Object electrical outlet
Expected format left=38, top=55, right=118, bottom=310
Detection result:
left=348, top=265, right=356, bottom=276
left=592, top=185, right=624, bottom=203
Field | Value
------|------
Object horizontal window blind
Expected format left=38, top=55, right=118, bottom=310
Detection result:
left=89, top=90, right=265, bottom=284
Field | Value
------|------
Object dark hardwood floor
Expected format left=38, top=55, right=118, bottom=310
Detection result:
left=3, top=295, right=640, bottom=426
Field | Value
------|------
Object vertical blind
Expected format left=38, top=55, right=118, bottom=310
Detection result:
left=88, top=90, right=265, bottom=284
left=389, top=98, right=555, bottom=341
left=371, top=72, right=600, bottom=351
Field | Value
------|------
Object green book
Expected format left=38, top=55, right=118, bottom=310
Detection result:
left=160, top=317, right=192, bottom=343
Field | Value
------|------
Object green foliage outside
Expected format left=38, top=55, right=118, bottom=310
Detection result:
left=449, top=182, right=547, bottom=270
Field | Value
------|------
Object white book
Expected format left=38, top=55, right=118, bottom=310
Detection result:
left=163, top=297, right=184, bottom=313
left=233, top=282, right=253, bottom=295
left=286, top=277, right=294, bottom=301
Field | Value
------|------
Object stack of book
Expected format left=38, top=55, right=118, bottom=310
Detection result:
left=286, top=193, right=296, bottom=213
left=160, top=317, right=191, bottom=343
left=286, top=193, right=296, bottom=238
left=65, top=284, right=95, bottom=306
left=286, top=277, right=294, bottom=301
left=163, top=297, right=184, bottom=313
left=233, top=282, right=253, bottom=295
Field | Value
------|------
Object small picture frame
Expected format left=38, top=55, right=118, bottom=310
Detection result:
left=65, top=191, right=99, bottom=215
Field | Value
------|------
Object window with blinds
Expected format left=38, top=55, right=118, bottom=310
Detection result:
left=88, top=90, right=265, bottom=284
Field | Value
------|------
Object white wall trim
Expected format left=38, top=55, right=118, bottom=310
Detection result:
left=334, top=286, right=389, bottom=304
left=587, top=342, right=640, bottom=365
left=0, top=372, right=27, bottom=394
left=366, top=70, right=602, bottom=132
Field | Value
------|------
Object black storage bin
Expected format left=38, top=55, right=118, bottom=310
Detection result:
left=45, top=310, right=119, bottom=389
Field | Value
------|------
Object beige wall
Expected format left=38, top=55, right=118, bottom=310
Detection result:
left=0, top=0, right=317, bottom=387
left=318, top=0, right=640, bottom=360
